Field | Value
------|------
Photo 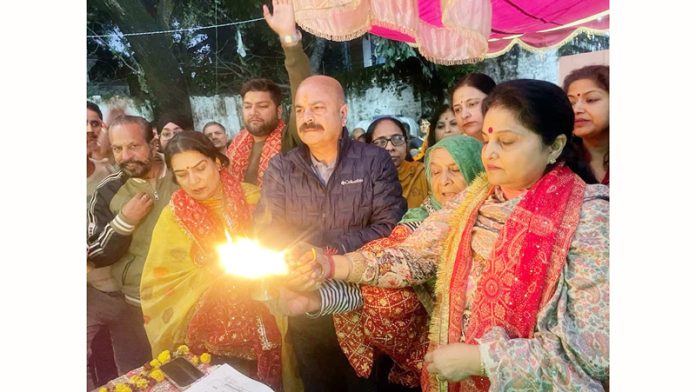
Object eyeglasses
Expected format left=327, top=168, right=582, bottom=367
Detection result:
left=372, top=134, right=406, bottom=148
left=87, top=120, right=101, bottom=128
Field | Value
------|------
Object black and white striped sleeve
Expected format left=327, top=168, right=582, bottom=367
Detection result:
left=307, top=280, right=363, bottom=317
left=87, top=172, right=133, bottom=268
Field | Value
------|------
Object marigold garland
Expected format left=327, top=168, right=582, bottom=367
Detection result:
left=96, top=345, right=211, bottom=392
left=156, top=350, right=171, bottom=365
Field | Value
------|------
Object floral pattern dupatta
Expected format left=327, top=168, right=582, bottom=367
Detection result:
left=334, top=224, right=431, bottom=387
left=426, top=164, right=586, bottom=392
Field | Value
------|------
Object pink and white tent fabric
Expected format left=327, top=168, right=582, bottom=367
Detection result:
left=292, top=0, right=609, bottom=64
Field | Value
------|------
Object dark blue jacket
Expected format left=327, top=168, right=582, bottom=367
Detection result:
left=255, top=130, right=407, bottom=253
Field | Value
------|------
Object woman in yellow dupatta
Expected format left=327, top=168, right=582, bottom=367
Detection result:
left=286, top=80, right=609, bottom=391
left=141, top=131, right=301, bottom=391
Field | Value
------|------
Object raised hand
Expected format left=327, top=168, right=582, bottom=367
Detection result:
left=262, top=0, right=297, bottom=37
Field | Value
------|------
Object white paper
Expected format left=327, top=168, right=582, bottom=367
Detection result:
left=186, top=364, right=274, bottom=392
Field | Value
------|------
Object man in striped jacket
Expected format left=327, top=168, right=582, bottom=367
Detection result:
left=87, top=115, right=178, bottom=383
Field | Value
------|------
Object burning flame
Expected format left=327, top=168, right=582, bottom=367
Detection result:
left=217, top=231, right=288, bottom=279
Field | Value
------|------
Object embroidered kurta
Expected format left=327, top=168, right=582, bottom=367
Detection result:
left=331, top=136, right=486, bottom=387
left=347, top=180, right=609, bottom=391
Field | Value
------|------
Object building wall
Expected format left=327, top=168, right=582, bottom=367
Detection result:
left=89, top=82, right=423, bottom=139
left=345, top=82, right=422, bottom=132
left=479, top=47, right=560, bottom=85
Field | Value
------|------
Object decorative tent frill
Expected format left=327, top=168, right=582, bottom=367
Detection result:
left=292, top=0, right=609, bottom=65
left=293, top=0, right=491, bottom=65
left=486, top=11, right=609, bottom=58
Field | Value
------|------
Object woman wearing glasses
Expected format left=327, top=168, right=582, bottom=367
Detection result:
left=366, top=116, right=429, bottom=208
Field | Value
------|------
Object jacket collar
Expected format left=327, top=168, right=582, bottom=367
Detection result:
left=297, top=127, right=351, bottom=166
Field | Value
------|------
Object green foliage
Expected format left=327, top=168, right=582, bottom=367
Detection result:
left=557, top=32, right=609, bottom=57
left=87, top=0, right=291, bottom=98
left=88, top=1, right=476, bottom=120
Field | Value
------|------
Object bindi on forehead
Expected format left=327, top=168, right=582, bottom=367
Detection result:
left=488, top=127, right=493, bottom=134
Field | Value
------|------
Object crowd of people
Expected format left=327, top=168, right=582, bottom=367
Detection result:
left=86, top=1, right=609, bottom=391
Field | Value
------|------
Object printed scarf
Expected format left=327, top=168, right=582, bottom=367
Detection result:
left=226, top=120, right=285, bottom=187
left=426, top=165, right=585, bottom=392
left=334, top=224, right=431, bottom=388
left=170, top=170, right=282, bottom=390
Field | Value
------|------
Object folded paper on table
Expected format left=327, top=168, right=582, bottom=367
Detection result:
left=187, top=364, right=274, bottom=392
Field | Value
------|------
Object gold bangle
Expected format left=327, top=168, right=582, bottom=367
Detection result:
left=346, top=252, right=366, bottom=282
left=479, top=357, right=486, bottom=377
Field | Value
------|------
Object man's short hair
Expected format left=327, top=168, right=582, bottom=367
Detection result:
left=240, top=78, right=282, bottom=106
left=87, top=101, right=103, bottom=120
left=109, top=115, right=155, bottom=143
left=203, top=121, right=226, bottom=133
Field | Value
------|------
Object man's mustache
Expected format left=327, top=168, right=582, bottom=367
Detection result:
left=120, top=159, right=146, bottom=167
left=299, top=123, right=325, bottom=132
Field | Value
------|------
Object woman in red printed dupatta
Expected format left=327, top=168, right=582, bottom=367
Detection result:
left=141, top=131, right=292, bottom=391
left=287, top=80, right=609, bottom=391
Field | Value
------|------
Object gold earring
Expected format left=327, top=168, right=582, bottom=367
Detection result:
left=549, top=157, right=557, bottom=164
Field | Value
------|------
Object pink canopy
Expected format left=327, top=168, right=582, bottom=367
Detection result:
left=293, top=0, right=609, bottom=64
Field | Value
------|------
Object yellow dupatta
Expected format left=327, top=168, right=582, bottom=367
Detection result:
left=140, top=182, right=261, bottom=356
left=141, top=183, right=304, bottom=391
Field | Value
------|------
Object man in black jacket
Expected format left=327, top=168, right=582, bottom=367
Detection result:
left=255, top=75, right=407, bottom=391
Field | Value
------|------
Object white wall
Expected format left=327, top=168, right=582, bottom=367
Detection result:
left=479, top=48, right=561, bottom=85
left=345, top=82, right=422, bottom=132
left=89, top=82, right=423, bottom=139
left=189, top=95, right=244, bottom=136
left=88, top=95, right=245, bottom=137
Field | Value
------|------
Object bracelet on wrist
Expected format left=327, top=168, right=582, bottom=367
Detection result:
left=280, top=29, right=302, bottom=46
left=326, top=254, right=335, bottom=279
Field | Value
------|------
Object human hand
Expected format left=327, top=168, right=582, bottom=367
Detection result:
left=267, top=287, right=321, bottom=316
left=424, top=343, right=482, bottom=382
left=262, top=0, right=297, bottom=37
left=120, top=192, right=154, bottom=225
left=284, top=243, right=329, bottom=291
